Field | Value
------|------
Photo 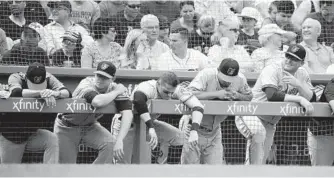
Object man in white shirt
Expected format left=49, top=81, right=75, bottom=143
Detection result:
left=154, top=28, right=210, bottom=71
left=136, top=14, right=170, bottom=70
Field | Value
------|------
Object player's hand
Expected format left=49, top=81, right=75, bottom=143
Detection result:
left=114, top=84, right=127, bottom=95
left=188, top=130, right=198, bottom=148
left=216, top=90, right=228, bottom=100
left=113, top=139, right=124, bottom=161
left=282, top=71, right=300, bottom=87
left=148, top=128, right=158, bottom=150
left=300, top=98, right=314, bottom=116
left=225, top=90, right=240, bottom=100
left=44, top=96, right=56, bottom=107
left=40, top=89, right=57, bottom=98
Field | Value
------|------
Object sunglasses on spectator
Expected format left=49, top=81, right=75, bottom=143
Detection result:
left=242, top=17, right=255, bottom=22
left=229, top=28, right=239, bottom=33
left=62, top=39, right=76, bottom=46
left=127, top=4, right=141, bottom=9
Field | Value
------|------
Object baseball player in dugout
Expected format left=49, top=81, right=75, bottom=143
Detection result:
left=54, top=61, right=133, bottom=164
left=126, top=71, right=204, bottom=163
left=235, top=44, right=316, bottom=165
left=0, top=62, right=71, bottom=163
left=179, top=58, right=253, bottom=164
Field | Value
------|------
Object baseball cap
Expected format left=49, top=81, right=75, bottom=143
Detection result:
left=94, top=61, right=116, bottom=79
left=47, top=0, right=72, bottom=11
left=238, top=7, right=260, bottom=21
left=218, top=58, right=240, bottom=83
left=258, top=24, right=287, bottom=36
left=23, top=22, right=45, bottom=38
left=26, top=62, right=47, bottom=90
left=61, top=30, right=82, bottom=43
left=285, top=44, right=306, bottom=62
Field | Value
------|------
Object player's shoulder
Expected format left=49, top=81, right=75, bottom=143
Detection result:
left=198, top=67, right=217, bottom=77
left=137, top=80, right=157, bottom=91
left=9, top=72, right=25, bottom=79
left=78, top=76, right=95, bottom=87
left=260, top=61, right=282, bottom=75
left=296, top=66, right=311, bottom=79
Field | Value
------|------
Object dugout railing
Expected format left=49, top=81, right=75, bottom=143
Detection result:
left=0, top=67, right=333, bottom=165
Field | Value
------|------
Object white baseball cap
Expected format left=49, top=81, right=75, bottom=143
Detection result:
left=238, top=7, right=260, bottom=21
left=258, top=24, right=287, bottom=36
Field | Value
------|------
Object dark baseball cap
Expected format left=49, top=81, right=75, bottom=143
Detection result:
left=47, top=1, right=72, bottom=11
left=26, top=62, right=47, bottom=90
left=94, top=61, right=116, bottom=79
left=285, top=44, right=306, bottom=62
left=218, top=58, right=240, bottom=83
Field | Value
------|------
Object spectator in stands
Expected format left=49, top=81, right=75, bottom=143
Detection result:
left=157, top=15, right=170, bottom=46
left=235, top=44, right=315, bottom=165
left=300, top=18, right=334, bottom=74
left=136, top=14, right=170, bottom=70
left=52, top=30, right=83, bottom=67
left=154, top=28, right=209, bottom=71
left=121, top=29, right=147, bottom=69
left=179, top=58, right=252, bottom=164
left=69, top=0, right=100, bottom=32
left=81, top=18, right=122, bottom=68
left=44, top=1, right=93, bottom=56
left=189, top=15, right=215, bottom=56
left=113, top=0, right=143, bottom=46
left=307, top=0, right=334, bottom=46
left=170, top=1, right=199, bottom=33
left=251, top=24, right=287, bottom=73
left=255, top=0, right=297, bottom=21
left=1, top=24, right=50, bottom=66
left=140, top=1, right=180, bottom=23
left=0, top=1, right=49, bottom=41
left=0, top=62, right=71, bottom=163
left=261, top=0, right=279, bottom=26
left=99, top=0, right=125, bottom=18
left=208, top=19, right=252, bottom=73
left=55, top=61, right=133, bottom=164
left=0, top=28, right=8, bottom=59
left=292, top=0, right=321, bottom=30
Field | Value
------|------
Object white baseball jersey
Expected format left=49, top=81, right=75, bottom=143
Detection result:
left=252, top=61, right=314, bottom=124
left=153, top=49, right=210, bottom=71
left=188, top=68, right=252, bottom=136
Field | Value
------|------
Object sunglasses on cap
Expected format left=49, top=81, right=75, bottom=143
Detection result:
left=229, top=28, right=239, bottom=33
left=127, top=4, right=141, bottom=9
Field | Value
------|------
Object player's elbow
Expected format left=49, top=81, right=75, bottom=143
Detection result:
left=133, top=91, right=149, bottom=115
left=10, top=88, right=22, bottom=97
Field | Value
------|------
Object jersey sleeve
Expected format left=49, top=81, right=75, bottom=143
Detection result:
left=238, top=73, right=252, bottom=95
left=259, top=65, right=280, bottom=91
left=8, top=73, right=23, bottom=92
left=173, top=83, right=194, bottom=103
left=188, top=69, right=208, bottom=92
left=47, top=73, right=66, bottom=91
left=72, top=78, right=96, bottom=99
left=133, top=81, right=156, bottom=100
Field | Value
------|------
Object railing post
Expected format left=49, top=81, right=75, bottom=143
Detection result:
left=132, top=115, right=151, bottom=164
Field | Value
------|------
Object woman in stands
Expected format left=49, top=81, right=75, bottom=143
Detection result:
left=170, top=1, right=199, bottom=33
left=120, top=29, right=148, bottom=69
left=81, top=18, right=122, bottom=68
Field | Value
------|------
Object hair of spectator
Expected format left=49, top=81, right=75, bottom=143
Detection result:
left=93, top=18, right=117, bottom=40
left=258, top=33, right=274, bottom=46
left=180, top=1, right=195, bottom=10
left=277, top=0, right=295, bottom=14
left=197, top=15, right=215, bottom=30
left=303, top=18, right=322, bottom=35
left=170, top=28, right=189, bottom=41
left=124, top=29, right=145, bottom=59
left=158, top=72, right=180, bottom=88
left=141, top=14, right=159, bottom=29
left=268, top=0, right=280, bottom=13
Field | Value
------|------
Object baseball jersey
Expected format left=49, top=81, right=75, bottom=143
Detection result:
left=188, top=68, right=252, bottom=136
left=252, top=61, right=314, bottom=124
left=59, top=77, right=132, bottom=126
left=153, top=49, right=210, bottom=71
left=3, top=72, right=67, bottom=143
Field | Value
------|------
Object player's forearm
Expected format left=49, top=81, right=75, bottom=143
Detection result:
left=192, top=91, right=220, bottom=100
left=116, top=110, right=133, bottom=141
left=57, top=89, right=70, bottom=99
left=284, top=94, right=303, bottom=103
left=296, top=82, right=314, bottom=101
left=91, top=91, right=120, bottom=108
left=236, top=92, right=253, bottom=101
left=22, top=89, right=41, bottom=98
left=191, top=111, right=203, bottom=124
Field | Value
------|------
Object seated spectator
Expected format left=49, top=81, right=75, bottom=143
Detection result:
left=121, top=29, right=147, bottom=69
left=81, top=18, right=122, bottom=68
left=251, top=24, right=287, bottom=73
left=44, top=1, right=93, bottom=56
left=292, top=0, right=321, bottom=30
left=1, top=62, right=71, bottom=163
left=0, top=28, right=8, bottom=59
left=99, top=0, right=125, bottom=18
left=136, top=14, right=170, bottom=70
left=69, top=0, right=100, bottom=32
left=188, top=15, right=215, bottom=56
left=52, top=30, right=83, bottom=67
left=208, top=19, right=252, bottom=73
left=307, top=0, right=334, bottom=46
left=140, top=1, right=180, bottom=23
left=261, top=0, right=279, bottom=26
left=1, top=24, right=50, bottom=66
left=170, top=1, right=199, bottom=33
left=237, top=7, right=261, bottom=55
left=0, top=1, right=49, bottom=41
left=154, top=28, right=209, bottom=71
left=157, top=15, right=170, bottom=46
left=112, top=0, right=143, bottom=46
left=300, top=18, right=334, bottom=74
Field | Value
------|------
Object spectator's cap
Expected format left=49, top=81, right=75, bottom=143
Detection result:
left=158, top=15, right=169, bottom=29
left=47, top=0, right=72, bottom=11
left=258, top=24, right=287, bottom=36
left=61, top=30, right=82, bottom=43
left=26, top=62, right=47, bottom=90
left=94, top=61, right=116, bottom=79
left=218, top=58, right=240, bottom=83
left=238, top=7, right=260, bottom=21
left=23, top=22, right=45, bottom=38
left=285, top=44, right=306, bottom=62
